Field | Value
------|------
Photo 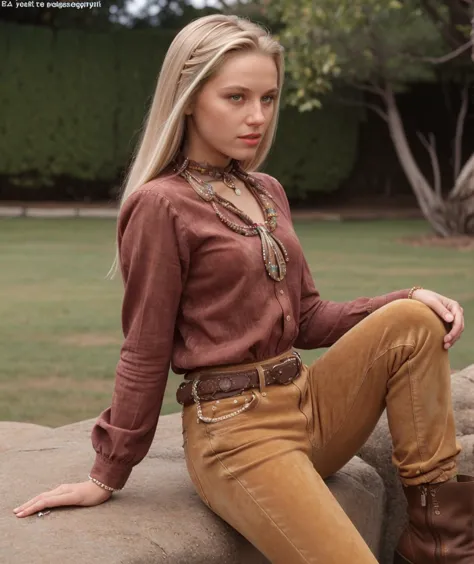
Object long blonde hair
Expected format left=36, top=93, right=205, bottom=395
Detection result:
left=108, top=14, right=284, bottom=278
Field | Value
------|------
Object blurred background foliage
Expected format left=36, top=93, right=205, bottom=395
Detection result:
left=1, top=1, right=473, bottom=208
left=0, top=20, right=362, bottom=201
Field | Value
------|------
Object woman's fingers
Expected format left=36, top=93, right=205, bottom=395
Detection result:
left=13, top=481, right=112, bottom=518
left=14, top=485, right=79, bottom=518
left=410, top=289, right=464, bottom=350
left=14, top=491, right=55, bottom=516
left=14, top=485, right=61, bottom=512
left=443, top=302, right=464, bottom=348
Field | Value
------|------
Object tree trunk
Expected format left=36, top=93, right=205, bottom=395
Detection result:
left=382, top=85, right=474, bottom=236
left=448, top=151, right=474, bottom=234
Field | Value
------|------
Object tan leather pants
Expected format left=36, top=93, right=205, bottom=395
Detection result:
left=181, top=300, right=461, bottom=563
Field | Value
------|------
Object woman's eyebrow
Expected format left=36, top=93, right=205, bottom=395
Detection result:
left=220, top=85, right=279, bottom=94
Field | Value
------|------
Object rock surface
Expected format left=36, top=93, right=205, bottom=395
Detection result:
left=359, top=364, right=474, bottom=564
left=1, top=413, right=385, bottom=563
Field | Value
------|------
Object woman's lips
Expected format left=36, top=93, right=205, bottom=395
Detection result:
left=239, top=134, right=262, bottom=146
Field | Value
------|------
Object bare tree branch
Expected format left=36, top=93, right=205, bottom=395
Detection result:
left=417, top=131, right=442, bottom=198
left=421, top=39, right=473, bottom=64
left=345, top=79, right=385, bottom=96
left=454, top=84, right=469, bottom=181
left=334, top=96, right=388, bottom=121
left=382, top=84, right=443, bottom=219
left=450, top=151, right=474, bottom=199
left=356, top=83, right=382, bottom=95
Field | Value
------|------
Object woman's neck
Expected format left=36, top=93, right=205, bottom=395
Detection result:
left=181, top=145, right=231, bottom=169
left=176, top=153, right=236, bottom=175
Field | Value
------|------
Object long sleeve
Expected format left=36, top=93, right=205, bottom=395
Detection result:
left=89, top=189, right=190, bottom=490
left=294, top=256, right=410, bottom=349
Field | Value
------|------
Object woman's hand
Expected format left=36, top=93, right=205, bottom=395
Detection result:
left=411, top=288, right=464, bottom=349
left=13, top=480, right=113, bottom=518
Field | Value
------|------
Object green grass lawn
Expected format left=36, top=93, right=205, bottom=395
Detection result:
left=0, top=217, right=472, bottom=427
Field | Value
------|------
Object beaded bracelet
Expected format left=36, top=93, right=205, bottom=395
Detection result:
left=88, top=474, right=119, bottom=493
left=408, top=286, right=423, bottom=300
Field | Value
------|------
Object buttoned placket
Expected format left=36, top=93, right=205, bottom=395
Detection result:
left=274, top=279, right=295, bottom=351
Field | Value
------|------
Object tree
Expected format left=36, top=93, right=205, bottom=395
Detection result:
left=262, top=0, right=474, bottom=236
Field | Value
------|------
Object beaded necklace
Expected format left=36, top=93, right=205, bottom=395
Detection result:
left=174, top=157, right=289, bottom=282
left=186, top=159, right=242, bottom=196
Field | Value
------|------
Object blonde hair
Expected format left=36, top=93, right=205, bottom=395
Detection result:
left=108, top=14, right=284, bottom=278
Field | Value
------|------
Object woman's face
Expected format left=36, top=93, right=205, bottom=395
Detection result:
left=184, top=51, right=279, bottom=167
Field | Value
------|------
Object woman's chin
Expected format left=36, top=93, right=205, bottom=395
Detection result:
left=229, top=147, right=260, bottom=161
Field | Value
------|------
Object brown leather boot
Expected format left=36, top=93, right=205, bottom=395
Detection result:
left=394, top=475, right=474, bottom=563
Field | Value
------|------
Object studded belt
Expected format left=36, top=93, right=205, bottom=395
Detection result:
left=176, top=350, right=303, bottom=407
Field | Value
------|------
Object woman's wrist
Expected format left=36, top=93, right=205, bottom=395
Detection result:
left=89, top=453, right=132, bottom=491
left=408, top=286, right=423, bottom=300
left=88, top=474, right=120, bottom=493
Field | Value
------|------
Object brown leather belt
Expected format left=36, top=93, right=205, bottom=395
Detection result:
left=176, top=350, right=303, bottom=407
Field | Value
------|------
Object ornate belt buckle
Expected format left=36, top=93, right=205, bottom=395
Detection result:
left=270, top=351, right=302, bottom=385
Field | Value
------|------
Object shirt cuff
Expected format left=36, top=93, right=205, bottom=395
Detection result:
left=89, top=454, right=133, bottom=491
left=368, top=288, right=411, bottom=314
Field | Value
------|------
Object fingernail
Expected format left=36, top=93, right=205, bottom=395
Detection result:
left=13, top=508, right=19, bottom=513
left=445, top=314, right=453, bottom=320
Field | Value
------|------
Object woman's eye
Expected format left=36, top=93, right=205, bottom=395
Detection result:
left=228, top=94, right=275, bottom=104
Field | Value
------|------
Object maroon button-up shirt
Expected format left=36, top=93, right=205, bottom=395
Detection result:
left=89, top=171, right=409, bottom=489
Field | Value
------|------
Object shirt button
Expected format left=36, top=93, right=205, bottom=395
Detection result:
left=286, top=315, right=291, bottom=321
left=280, top=289, right=284, bottom=295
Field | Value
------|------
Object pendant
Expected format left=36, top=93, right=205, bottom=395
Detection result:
left=235, top=188, right=241, bottom=196
left=256, top=226, right=288, bottom=281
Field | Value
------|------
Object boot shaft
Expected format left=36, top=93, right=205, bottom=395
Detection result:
left=396, top=475, right=474, bottom=563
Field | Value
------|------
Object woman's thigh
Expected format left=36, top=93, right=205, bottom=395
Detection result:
left=182, top=384, right=377, bottom=564
left=301, top=299, right=446, bottom=478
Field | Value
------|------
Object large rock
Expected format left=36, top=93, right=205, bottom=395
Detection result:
left=359, top=364, right=474, bottom=564
left=1, top=413, right=385, bottom=563
left=0, top=421, right=54, bottom=454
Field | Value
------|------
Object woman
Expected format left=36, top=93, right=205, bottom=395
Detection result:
left=13, top=14, right=471, bottom=564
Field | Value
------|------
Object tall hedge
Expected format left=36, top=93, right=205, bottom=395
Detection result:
left=0, top=22, right=360, bottom=200
left=264, top=102, right=361, bottom=198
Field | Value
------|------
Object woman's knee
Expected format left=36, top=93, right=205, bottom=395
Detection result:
left=377, top=299, right=447, bottom=340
